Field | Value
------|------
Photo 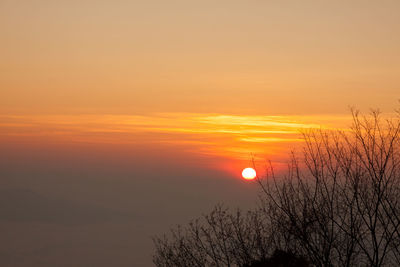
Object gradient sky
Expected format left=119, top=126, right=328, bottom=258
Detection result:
left=1, top=1, right=400, bottom=266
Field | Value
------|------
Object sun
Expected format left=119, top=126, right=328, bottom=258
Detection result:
left=242, top=167, right=256, bottom=180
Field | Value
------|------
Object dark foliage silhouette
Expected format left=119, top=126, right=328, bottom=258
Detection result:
left=245, top=250, right=309, bottom=267
left=153, top=109, right=400, bottom=266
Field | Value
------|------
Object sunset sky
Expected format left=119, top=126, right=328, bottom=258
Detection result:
left=1, top=1, right=400, bottom=266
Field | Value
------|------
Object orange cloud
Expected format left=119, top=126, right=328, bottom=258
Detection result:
left=0, top=113, right=352, bottom=176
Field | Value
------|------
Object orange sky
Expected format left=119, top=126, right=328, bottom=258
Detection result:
left=1, top=1, right=400, bottom=116
left=0, top=113, right=352, bottom=178
left=2, top=1, right=400, bottom=176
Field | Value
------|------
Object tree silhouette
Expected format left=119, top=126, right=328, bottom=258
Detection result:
left=246, top=250, right=309, bottom=267
left=153, top=109, right=400, bottom=266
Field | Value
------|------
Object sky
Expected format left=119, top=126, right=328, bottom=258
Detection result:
left=1, top=1, right=400, bottom=266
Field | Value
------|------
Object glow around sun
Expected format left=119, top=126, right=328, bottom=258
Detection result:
left=242, top=167, right=256, bottom=180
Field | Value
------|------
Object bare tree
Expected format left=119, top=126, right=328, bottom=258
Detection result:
left=153, top=205, right=279, bottom=266
left=260, top=109, right=400, bottom=266
left=153, top=109, right=400, bottom=267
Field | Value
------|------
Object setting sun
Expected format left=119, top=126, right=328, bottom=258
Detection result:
left=242, top=168, right=256, bottom=180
